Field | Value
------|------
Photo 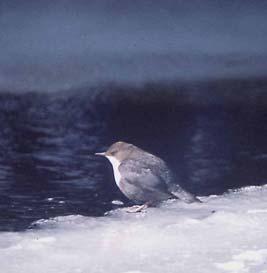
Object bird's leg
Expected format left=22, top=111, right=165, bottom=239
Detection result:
left=126, top=202, right=149, bottom=213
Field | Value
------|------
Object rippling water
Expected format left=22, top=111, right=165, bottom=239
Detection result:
left=1, top=78, right=267, bottom=231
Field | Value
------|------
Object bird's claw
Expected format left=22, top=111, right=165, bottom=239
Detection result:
left=126, top=204, right=148, bottom=213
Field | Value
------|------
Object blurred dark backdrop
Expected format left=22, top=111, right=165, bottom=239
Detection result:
left=0, top=0, right=267, bottom=231
left=1, top=0, right=267, bottom=91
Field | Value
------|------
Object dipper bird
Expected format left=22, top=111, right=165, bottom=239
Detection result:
left=95, top=141, right=200, bottom=212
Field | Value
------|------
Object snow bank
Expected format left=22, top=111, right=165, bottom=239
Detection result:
left=1, top=185, right=267, bottom=273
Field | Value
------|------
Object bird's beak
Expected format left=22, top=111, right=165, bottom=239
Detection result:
left=95, top=152, right=106, bottom=157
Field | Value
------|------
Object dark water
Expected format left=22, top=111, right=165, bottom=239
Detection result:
left=1, top=78, right=267, bottom=231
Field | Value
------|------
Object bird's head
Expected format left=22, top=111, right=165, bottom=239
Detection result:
left=95, top=141, right=137, bottom=162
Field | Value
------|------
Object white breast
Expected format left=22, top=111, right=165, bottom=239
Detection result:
left=106, top=156, right=122, bottom=186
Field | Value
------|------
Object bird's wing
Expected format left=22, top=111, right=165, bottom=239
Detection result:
left=118, top=159, right=169, bottom=192
left=119, top=157, right=200, bottom=203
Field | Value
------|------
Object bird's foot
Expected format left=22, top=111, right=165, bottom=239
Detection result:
left=126, top=203, right=148, bottom=213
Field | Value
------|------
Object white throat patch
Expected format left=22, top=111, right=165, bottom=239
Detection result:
left=106, top=156, right=121, bottom=186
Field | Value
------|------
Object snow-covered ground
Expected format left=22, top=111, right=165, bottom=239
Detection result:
left=1, top=185, right=267, bottom=273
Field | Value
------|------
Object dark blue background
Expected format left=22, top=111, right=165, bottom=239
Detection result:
left=0, top=0, right=267, bottom=231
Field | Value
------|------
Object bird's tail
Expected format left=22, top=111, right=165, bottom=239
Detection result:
left=169, top=184, right=202, bottom=203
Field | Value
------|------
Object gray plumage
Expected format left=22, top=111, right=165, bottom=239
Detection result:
left=96, top=141, right=200, bottom=206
